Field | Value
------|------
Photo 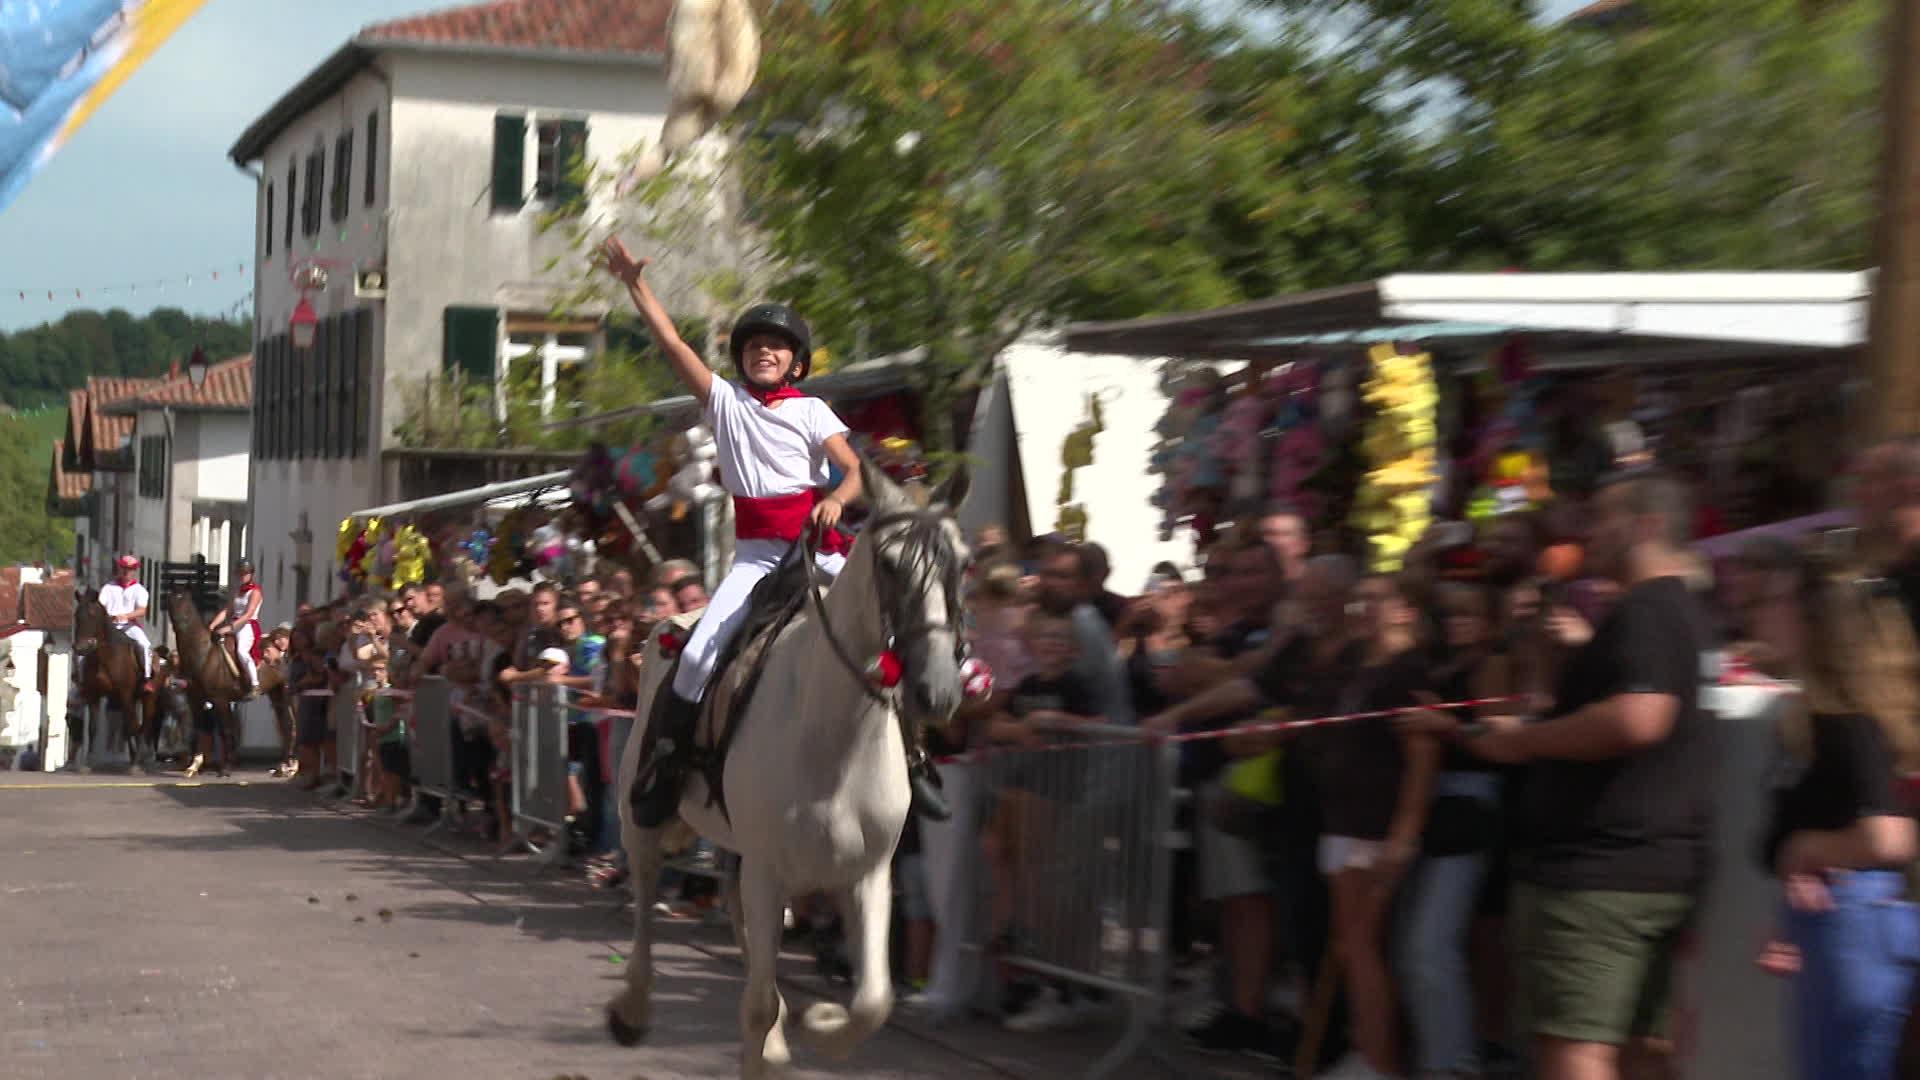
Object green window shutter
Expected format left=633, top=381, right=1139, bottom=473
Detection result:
left=557, top=118, right=589, bottom=205
left=355, top=309, right=374, bottom=454
left=492, top=113, right=527, bottom=212
left=316, top=317, right=335, bottom=459
left=443, top=306, right=499, bottom=381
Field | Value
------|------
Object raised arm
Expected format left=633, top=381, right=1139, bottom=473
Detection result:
left=600, top=236, right=713, bottom=405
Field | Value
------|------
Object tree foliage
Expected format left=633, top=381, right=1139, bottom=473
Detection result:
left=0, top=308, right=253, bottom=410
left=0, top=409, right=72, bottom=565
left=682, top=0, right=1412, bottom=446
left=1297, top=0, right=1884, bottom=270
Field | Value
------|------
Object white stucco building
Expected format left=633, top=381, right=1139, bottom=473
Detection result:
left=99, top=356, right=254, bottom=645
left=229, top=0, right=679, bottom=627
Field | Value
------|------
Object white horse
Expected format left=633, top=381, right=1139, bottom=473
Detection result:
left=607, top=458, right=971, bottom=1078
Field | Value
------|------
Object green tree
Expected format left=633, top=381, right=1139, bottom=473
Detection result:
left=0, top=416, right=74, bottom=564
left=659, top=0, right=1306, bottom=447
left=1293, top=0, right=1883, bottom=271
left=0, top=308, right=252, bottom=409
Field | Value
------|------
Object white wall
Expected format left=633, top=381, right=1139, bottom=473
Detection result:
left=244, top=50, right=672, bottom=626
left=186, top=413, right=251, bottom=498
left=1002, top=339, right=1207, bottom=592
left=382, top=52, right=669, bottom=419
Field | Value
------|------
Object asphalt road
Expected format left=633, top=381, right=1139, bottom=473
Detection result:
left=0, top=772, right=1048, bottom=1080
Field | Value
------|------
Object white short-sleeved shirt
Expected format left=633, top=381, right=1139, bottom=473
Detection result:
left=99, top=581, right=149, bottom=623
left=704, top=375, right=850, bottom=499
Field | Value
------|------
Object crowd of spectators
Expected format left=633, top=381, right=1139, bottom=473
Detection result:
left=251, top=438, right=1920, bottom=1080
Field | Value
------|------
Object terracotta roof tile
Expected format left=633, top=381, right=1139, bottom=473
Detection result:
left=359, top=0, right=671, bottom=57
left=49, top=440, right=92, bottom=502
left=117, top=356, right=252, bottom=412
left=83, top=376, right=161, bottom=466
left=63, top=390, right=88, bottom=471
left=21, top=581, right=75, bottom=633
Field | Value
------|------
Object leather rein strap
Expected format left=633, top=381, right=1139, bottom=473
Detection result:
left=798, top=508, right=962, bottom=708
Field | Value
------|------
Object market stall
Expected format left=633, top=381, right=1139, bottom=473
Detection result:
left=1063, top=271, right=1868, bottom=567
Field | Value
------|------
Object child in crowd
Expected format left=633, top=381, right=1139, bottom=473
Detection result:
left=983, top=612, right=1107, bottom=1034
left=365, top=651, right=411, bottom=814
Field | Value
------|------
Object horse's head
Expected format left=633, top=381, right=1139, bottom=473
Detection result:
left=857, top=457, right=972, bottom=726
left=72, top=588, right=108, bottom=656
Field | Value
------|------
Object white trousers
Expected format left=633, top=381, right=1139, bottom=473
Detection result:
left=116, top=622, right=151, bottom=677
left=234, top=622, right=258, bottom=687
left=671, top=538, right=846, bottom=702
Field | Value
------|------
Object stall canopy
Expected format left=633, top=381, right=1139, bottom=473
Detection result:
left=1063, top=272, right=1871, bottom=361
left=345, top=469, right=570, bottom=523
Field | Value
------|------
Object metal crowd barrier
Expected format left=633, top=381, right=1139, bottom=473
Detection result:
left=962, top=721, right=1182, bottom=1079
left=510, top=684, right=571, bottom=863
left=408, top=677, right=457, bottom=828
left=329, top=676, right=364, bottom=798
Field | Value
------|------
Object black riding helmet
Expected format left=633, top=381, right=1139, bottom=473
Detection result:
left=729, top=303, right=813, bottom=384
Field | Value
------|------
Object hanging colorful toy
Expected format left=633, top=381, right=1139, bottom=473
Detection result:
left=1350, top=344, right=1438, bottom=573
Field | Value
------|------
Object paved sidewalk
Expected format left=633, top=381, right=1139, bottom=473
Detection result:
left=0, top=771, right=1254, bottom=1079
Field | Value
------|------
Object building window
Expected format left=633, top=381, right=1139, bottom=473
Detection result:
left=491, top=113, right=527, bottom=213
left=444, top=306, right=500, bottom=380
left=137, top=435, right=167, bottom=498
left=504, top=320, right=594, bottom=420
left=284, top=159, right=296, bottom=250
left=330, top=131, right=353, bottom=223
left=265, top=182, right=274, bottom=257
left=534, top=117, right=588, bottom=206
left=364, top=110, right=379, bottom=207
left=302, top=148, right=323, bottom=237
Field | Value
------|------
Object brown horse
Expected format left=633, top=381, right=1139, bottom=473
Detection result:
left=163, top=589, right=248, bottom=776
left=72, top=590, right=157, bottom=773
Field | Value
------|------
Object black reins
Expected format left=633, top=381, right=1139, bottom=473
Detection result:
left=798, top=508, right=965, bottom=707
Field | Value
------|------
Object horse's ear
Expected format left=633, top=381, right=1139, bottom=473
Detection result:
left=933, top=463, right=971, bottom=512
left=858, top=454, right=908, bottom=514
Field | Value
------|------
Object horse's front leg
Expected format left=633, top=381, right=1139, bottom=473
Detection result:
left=801, top=865, right=895, bottom=1060
left=738, top=858, right=791, bottom=1079
left=727, top=863, right=789, bottom=1068
left=126, top=697, right=147, bottom=774
left=607, top=822, right=666, bottom=1046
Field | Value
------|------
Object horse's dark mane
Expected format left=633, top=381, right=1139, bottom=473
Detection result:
left=166, top=590, right=215, bottom=669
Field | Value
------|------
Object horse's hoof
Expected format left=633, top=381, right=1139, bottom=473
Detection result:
left=76, top=765, right=91, bottom=776
left=605, top=1006, right=649, bottom=1047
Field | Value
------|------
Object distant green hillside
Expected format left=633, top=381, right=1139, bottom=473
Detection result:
left=0, top=406, right=73, bottom=565
left=0, top=307, right=251, bottom=411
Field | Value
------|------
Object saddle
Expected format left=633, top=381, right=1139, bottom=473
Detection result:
left=647, top=546, right=818, bottom=822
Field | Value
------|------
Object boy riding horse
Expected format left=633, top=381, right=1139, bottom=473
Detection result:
left=99, top=555, right=152, bottom=685
left=601, top=236, right=950, bottom=823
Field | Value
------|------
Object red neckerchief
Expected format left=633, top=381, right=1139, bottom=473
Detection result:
left=745, top=384, right=806, bottom=407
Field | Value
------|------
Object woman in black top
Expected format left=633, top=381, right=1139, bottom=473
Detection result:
left=1306, top=573, right=1439, bottom=1080
left=1762, top=553, right=1920, bottom=1080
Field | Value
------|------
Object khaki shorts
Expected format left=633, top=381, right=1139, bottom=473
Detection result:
left=1511, top=882, right=1695, bottom=1045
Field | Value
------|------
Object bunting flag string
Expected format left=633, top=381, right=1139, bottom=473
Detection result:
left=0, top=263, right=250, bottom=305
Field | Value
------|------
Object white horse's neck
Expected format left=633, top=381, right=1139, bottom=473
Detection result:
left=788, top=540, right=895, bottom=751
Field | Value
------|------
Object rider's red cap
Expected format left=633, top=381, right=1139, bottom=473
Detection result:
left=115, top=554, right=139, bottom=570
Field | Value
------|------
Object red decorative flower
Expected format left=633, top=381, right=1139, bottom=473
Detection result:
left=866, top=650, right=904, bottom=689
left=658, top=631, right=685, bottom=657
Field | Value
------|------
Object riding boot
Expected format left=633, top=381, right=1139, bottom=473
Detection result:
left=901, top=715, right=951, bottom=822
left=631, top=690, right=700, bottom=828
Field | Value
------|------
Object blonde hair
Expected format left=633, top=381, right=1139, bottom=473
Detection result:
left=1787, top=555, right=1920, bottom=773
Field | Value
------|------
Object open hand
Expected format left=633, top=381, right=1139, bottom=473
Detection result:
left=1545, top=606, right=1593, bottom=648
left=599, top=236, right=648, bottom=283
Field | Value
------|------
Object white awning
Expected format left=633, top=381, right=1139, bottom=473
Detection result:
left=1064, top=271, right=1872, bottom=359
left=345, top=470, right=571, bottom=522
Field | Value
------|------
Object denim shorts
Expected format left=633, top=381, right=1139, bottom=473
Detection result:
left=896, top=854, right=932, bottom=921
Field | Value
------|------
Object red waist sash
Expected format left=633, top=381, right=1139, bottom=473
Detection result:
left=734, top=490, right=852, bottom=555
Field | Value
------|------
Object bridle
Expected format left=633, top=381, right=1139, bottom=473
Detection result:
left=800, top=507, right=967, bottom=707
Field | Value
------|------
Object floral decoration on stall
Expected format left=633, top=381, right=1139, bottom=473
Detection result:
left=1351, top=344, right=1438, bottom=573
left=390, top=525, right=432, bottom=590
left=335, top=516, right=383, bottom=587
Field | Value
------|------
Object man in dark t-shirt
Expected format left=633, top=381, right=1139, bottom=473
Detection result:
left=1463, top=470, right=1714, bottom=1078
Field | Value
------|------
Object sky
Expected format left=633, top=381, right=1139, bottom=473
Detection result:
left=0, top=0, right=1598, bottom=335
left=0, top=0, right=429, bottom=332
